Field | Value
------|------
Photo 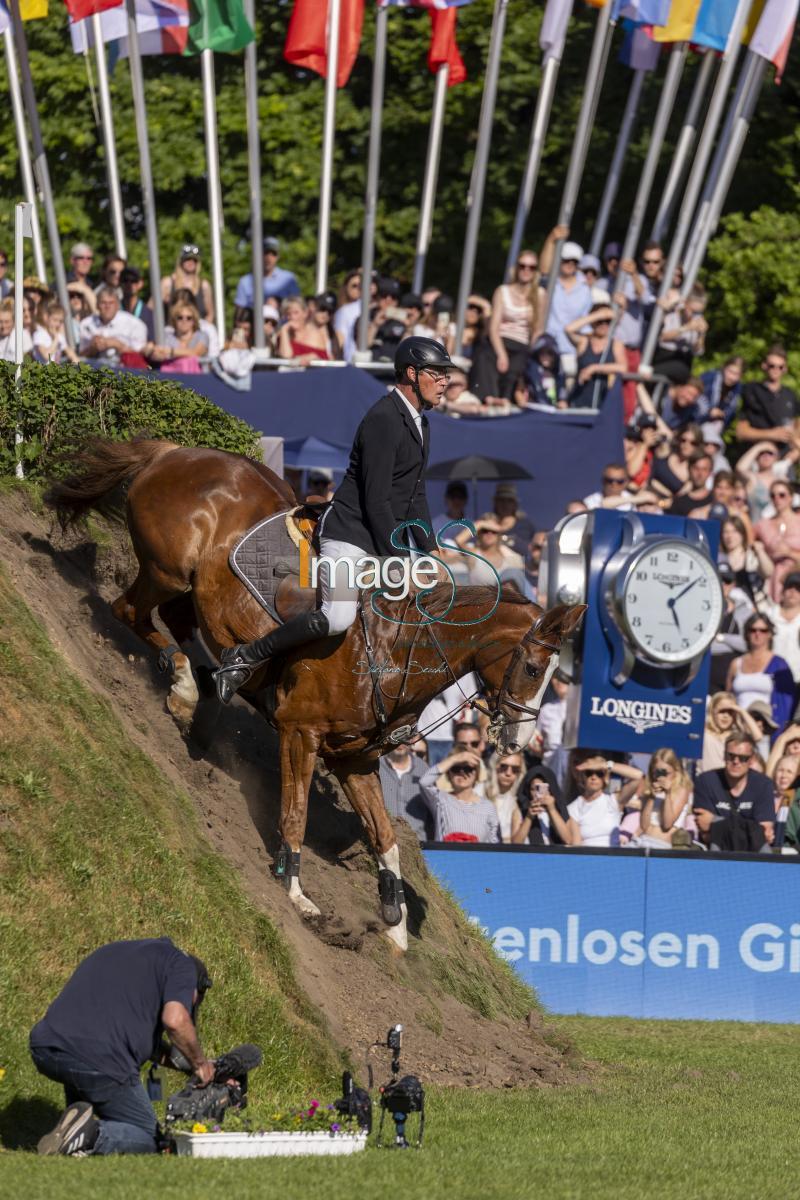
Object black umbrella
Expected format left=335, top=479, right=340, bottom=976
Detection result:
left=426, top=454, right=533, bottom=518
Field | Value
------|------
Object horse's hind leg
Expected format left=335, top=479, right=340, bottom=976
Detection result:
left=333, top=763, right=408, bottom=952
left=276, top=724, right=322, bottom=918
left=111, top=571, right=197, bottom=728
left=156, top=594, right=201, bottom=724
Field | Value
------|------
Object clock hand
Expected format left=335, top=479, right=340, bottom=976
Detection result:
left=666, top=596, right=681, bottom=629
left=673, top=576, right=701, bottom=604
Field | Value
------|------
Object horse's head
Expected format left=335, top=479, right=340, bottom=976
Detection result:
left=477, top=602, right=587, bottom=754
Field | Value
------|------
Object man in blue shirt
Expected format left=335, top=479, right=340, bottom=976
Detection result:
left=693, top=733, right=775, bottom=846
left=233, top=236, right=300, bottom=312
left=30, top=938, right=213, bottom=1156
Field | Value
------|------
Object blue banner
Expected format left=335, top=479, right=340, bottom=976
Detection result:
left=425, top=847, right=800, bottom=1021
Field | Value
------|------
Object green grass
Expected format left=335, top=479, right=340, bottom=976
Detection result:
left=2, top=1016, right=797, bottom=1199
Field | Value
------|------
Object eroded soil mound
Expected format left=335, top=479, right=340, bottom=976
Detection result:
left=0, top=486, right=578, bottom=1089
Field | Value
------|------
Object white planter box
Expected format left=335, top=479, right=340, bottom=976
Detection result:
left=172, top=1130, right=368, bottom=1159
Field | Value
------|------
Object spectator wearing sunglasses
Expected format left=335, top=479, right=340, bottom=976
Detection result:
left=563, top=304, right=627, bottom=410
left=563, top=751, right=627, bottom=847
left=693, top=732, right=776, bottom=847
left=736, top=345, right=799, bottom=449
left=156, top=245, right=214, bottom=326
left=727, top=613, right=795, bottom=734
left=583, top=462, right=634, bottom=511
left=419, top=749, right=500, bottom=843
left=754, top=480, right=800, bottom=600
left=485, top=750, right=524, bottom=842
left=66, top=242, right=96, bottom=288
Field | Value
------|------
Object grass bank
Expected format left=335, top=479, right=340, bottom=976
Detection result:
left=2, top=1016, right=797, bottom=1199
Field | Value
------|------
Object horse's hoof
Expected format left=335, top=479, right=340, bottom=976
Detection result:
left=166, top=692, right=195, bottom=729
left=385, top=923, right=408, bottom=953
left=295, top=894, right=322, bottom=919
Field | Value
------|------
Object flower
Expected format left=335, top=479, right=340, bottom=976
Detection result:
left=212, top=1125, right=221, bottom=1133
left=192, top=1123, right=208, bottom=1134
left=0, top=1068, right=6, bottom=1082
left=331, top=1122, right=340, bottom=1133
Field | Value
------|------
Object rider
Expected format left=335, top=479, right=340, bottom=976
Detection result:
left=214, top=336, right=454, bottom=703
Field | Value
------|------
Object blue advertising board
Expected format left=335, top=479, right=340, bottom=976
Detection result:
left=424, top=847, right=800, bottom=1022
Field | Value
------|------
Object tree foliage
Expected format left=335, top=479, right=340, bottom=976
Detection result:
left=0, top=1, right=797, bottom=326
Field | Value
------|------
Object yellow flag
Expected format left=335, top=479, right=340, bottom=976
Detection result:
left=742, top=0, right=767, bottom=43
left=20, top=0, right=48, bottom=17
left=652, top=0, right=701, bottom=42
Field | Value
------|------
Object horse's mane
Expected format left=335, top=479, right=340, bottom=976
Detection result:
left=421, top=581, right=535, bottom=619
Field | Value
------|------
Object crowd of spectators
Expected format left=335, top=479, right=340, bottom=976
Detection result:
left=3, top=227, right=799, bottom=858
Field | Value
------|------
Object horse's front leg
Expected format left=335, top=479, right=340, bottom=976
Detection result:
left=333, top=764, right=408, bottom=952
left=277, top=724, right=321, bottom=918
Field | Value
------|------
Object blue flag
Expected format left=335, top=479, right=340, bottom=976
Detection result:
left=691, top=0, right=741, bottom=51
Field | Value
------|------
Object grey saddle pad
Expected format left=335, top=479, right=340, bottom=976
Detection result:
left=230, top=510, right=308, bottom=622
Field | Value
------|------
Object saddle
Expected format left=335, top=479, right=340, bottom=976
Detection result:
left=229, top=504, right=325, bottom=624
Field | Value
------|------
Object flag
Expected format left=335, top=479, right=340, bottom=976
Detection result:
left=69, top=0, right=190, bottom=57
left=691, top=0, right=740, bottom=52
left=376, top=2, right=473, bottom=8
left=20, top=0, right=48, bottom=16
left=184, top=0, right=252, bottom=54
left=749, top=0, right=798, bottom=81
left=428, top=6, right=465, bottom=84
left=539, top=0, right=573, bottom=61
left=63, top=0, right=121, bottom=20
left=612, top=0, right=670, bottom=19
left=619, top=19, right=660, bottom=67
left=284, top=0, right=365, bottom=88
left=0, top=0, right=9, bottom=31
left=651, top=0, right=701, bottom=41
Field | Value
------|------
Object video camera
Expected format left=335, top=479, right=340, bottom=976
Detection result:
left=375, top=1025, right=425, bottom=1149
left=161, top=1043, right=263, bottom=1129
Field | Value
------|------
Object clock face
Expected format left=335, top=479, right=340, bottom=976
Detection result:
left=619, top=540, right=723, bottom=664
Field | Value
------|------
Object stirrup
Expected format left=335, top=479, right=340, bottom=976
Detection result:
left=213, top=657, right=256, bottom=704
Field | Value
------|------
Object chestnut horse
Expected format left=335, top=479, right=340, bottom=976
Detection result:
left=46, top=438, right=585, bottom=950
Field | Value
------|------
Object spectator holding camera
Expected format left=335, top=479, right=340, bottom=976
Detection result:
left=513, top=764, right=570, bottom=845
left=634, top=750, right=694, bottom=848
left=419, top=749, right=500, bottom=843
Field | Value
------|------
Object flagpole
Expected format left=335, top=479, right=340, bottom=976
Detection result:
left=243, top=0, right=263, bottom=348
left=8, top=0, right=74, bottom=348
left=124, top=0, right=163, bottom=344
left=588, top=67, right=646, bottom=258
left=681, top=52, right=767, bottom=293
left=3, top=28, right=46, bottom=282
left=542, top=2, right=615, bottom=330
left=357, top=3, right=388, bottom=355
left=14, top=203, right=33, bottom=479
left=454, top=0, right=509, bottom=354
left=504, top=52, right=560, bottom=281
left=681, top=49, right=763, bottom=283
left=92, top=12, right=126, bottom=261
left=650, top=49, right=715, bottom=244
left=412, top=61, right=449, bottom=295
left=640, top=0, right=756, bottom=370
left=316, top=0, right=341, bottom=295
left=201, top=49, right=225, bottom=346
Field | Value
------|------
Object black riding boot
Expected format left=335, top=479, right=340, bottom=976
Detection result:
left=213, top=609, right=331, bottom=704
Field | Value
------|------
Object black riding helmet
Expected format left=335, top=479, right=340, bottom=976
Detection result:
left=394, top=336, right=455, bottom=409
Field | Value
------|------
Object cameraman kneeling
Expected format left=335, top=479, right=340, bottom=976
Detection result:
left=30, top=937, right=213, bottom=1156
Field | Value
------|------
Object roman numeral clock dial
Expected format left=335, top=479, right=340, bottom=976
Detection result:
left=619, top=540, right=723, bottom=665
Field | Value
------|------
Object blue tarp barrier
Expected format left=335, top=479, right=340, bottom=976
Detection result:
left=160, top=367, right=624, bottom=530
left=424, top=846, right=800, bottom=1022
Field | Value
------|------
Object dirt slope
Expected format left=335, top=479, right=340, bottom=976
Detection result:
left=0, top=486, right=576, bottom=1090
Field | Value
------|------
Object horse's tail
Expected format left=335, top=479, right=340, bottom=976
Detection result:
left=44, top=435, right=177, bottom=529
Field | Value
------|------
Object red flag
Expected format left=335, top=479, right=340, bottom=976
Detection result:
left=284, top=0, right=365, bottom=88
left=428, top=7, right=466, bottom=85
left=63, top=0, right=123, bottom=20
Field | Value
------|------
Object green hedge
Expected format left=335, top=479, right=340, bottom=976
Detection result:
left=0, top=362, right=263, bottom=479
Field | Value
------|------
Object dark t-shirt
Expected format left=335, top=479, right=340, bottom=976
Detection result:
left=30, top=937, right=197, bottom=1083
left=693, top=768, right=774, bottom=824
left=668, top=489, right=709, bottom=517
left=740, top=381, right=799, bottom=433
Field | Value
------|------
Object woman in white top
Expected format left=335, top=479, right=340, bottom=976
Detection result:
left=565, top=754, right=627, bottom=848
left=629, top=749, right=694, bottom=848
left=486, top=251, right=545, bottom=401
left=484, top=750, right=524, bottom=842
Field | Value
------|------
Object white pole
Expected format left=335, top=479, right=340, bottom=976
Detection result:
left=640, top=0, right=756, bottom=369
left=681, top=52, right=768, bottom=293
left=201, top=49, right=225, bottom=346
left=454, top=0, right=509, bottom=353
left=589, top=67, right=647, bottom=258
left=504, top=53, right=560, bottom=280
left=413, top=61, right=449, bottom=295
left=357, top=5, right=388, bottom=355
left=316, top=0, right=341, bottom=296
left=125, top=0, right=164, bottom=343
left=650, top=50, right=715, bottom=244
left=4, top=29, right=46, bottom=282
left=8, top=0, right=73, bottom=347
left=92, top=12, right=126, bottom=260
left=14, top=203, right=32, bottom=480
left=243, top=0, right=263, bottom=347
left=542, top=3, right=615, bottom=329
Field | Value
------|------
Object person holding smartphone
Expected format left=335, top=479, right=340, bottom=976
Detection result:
left=513, top=765, right=570, bottom=845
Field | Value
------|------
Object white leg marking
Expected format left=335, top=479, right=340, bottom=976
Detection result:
left=288, top=875, right=321, bottom=918
left=379, top=843, right=408, bottom=952
left=171, top=654, right=200, bottom=705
